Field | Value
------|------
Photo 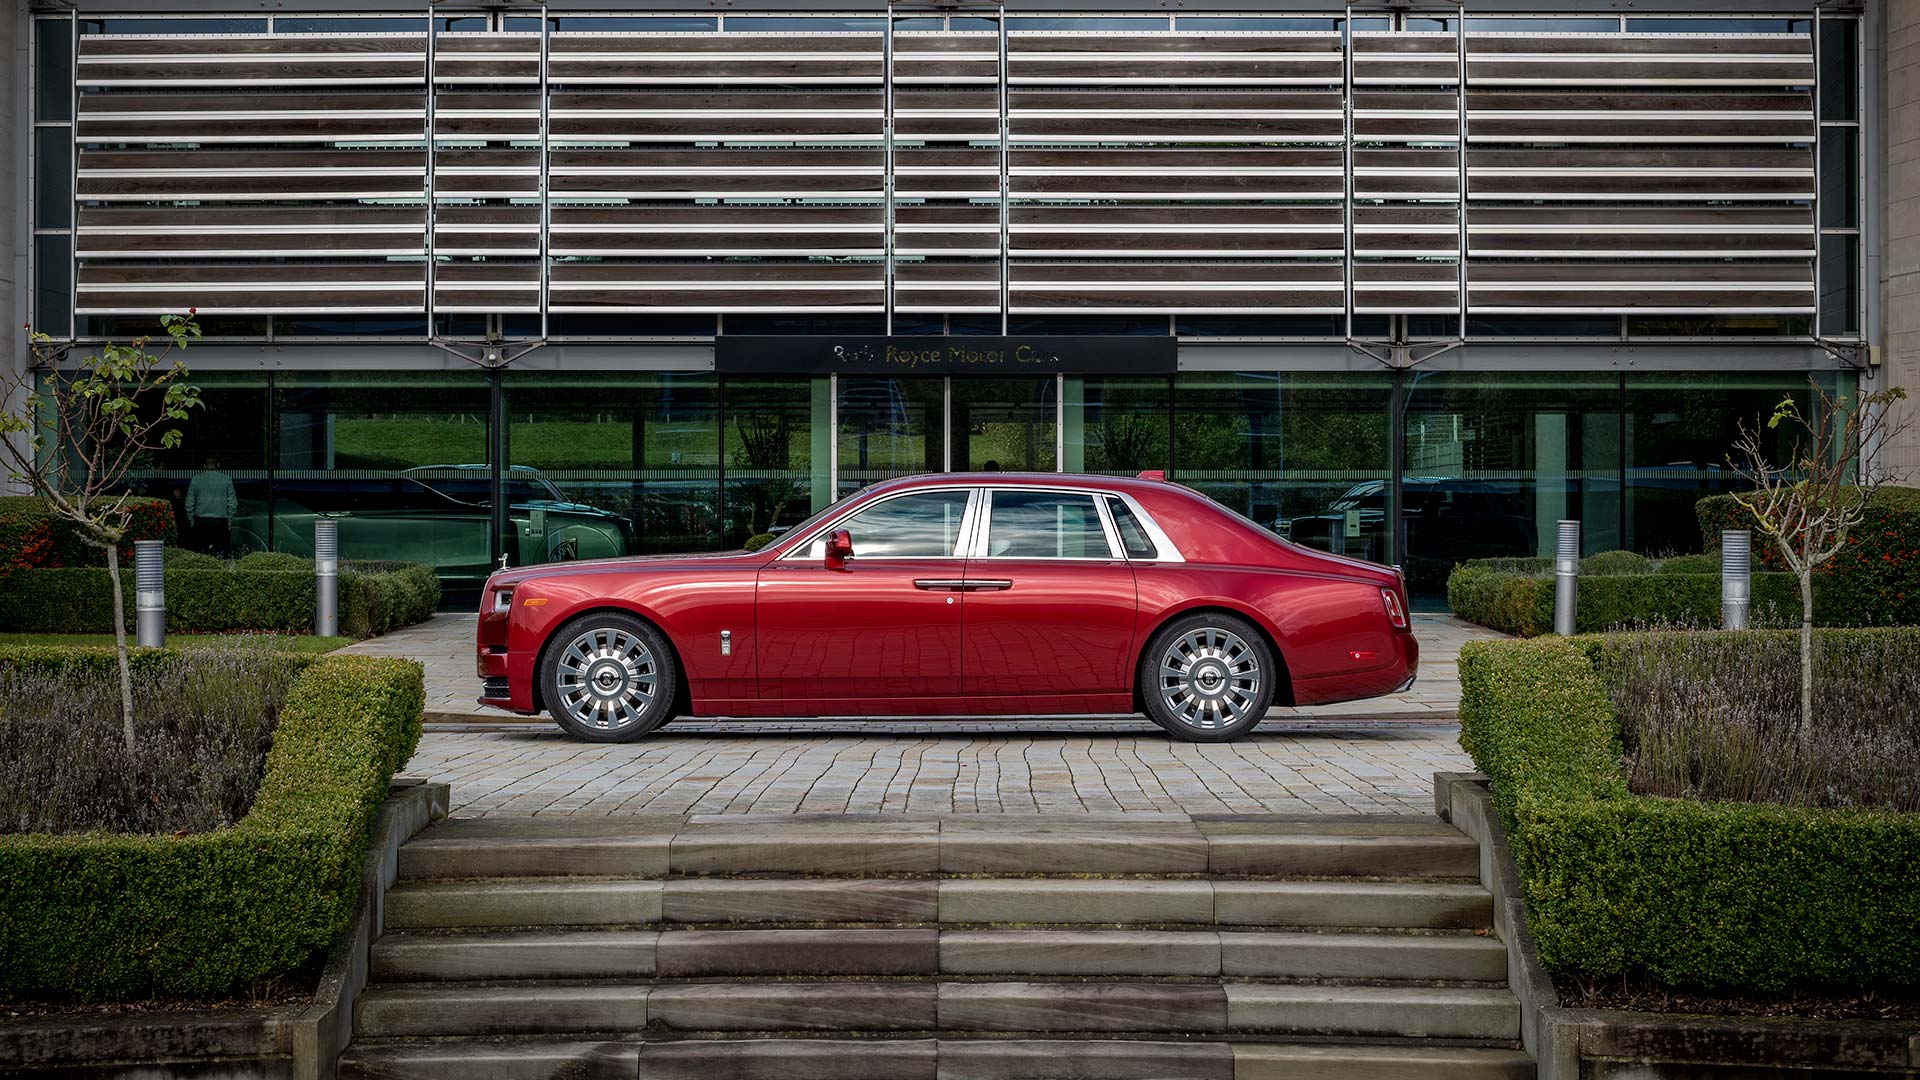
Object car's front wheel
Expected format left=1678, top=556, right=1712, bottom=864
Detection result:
left=540, top=612, right=678, bottom=743
left=1139, top=612, right=1276, bottom=742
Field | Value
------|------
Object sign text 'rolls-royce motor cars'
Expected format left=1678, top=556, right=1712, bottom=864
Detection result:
left=476, top=473, right=1416, bottom=743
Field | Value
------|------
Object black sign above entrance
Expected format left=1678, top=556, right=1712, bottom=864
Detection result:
left=714, top=336, right=1178, bottom=376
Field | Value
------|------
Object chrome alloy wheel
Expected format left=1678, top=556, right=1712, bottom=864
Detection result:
left=555, top=626, right=658, bottom=731
left=1158, top=626, right=1262, bottom=731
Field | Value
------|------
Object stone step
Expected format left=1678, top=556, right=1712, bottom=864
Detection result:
left=338, top=1037, right=1535, bottom=1080
left=353, top=981, right=1518, bottom=1041
left=383, top=877, right=1490, bottom=931
left=373, top=927, right=1507, bottom=982
left=396, top=815, right=1479, bottom=881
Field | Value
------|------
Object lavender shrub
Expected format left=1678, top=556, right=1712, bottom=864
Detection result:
left=0, top=641, right=305, bottom=835
left=1605, top=629, right=1920, bottom=812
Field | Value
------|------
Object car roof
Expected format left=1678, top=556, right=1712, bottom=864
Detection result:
left=860, top=471, right=1173, bottom=498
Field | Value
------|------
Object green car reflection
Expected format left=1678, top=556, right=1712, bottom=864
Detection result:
left=230, top=465, right=633, bottom=591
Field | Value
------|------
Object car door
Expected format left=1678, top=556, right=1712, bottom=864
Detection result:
left=960, top=487, right=1138, bottom=707
left=754, top=487, right=977, bottom=711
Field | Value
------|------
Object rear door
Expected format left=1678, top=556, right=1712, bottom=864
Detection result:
left=960, top=487, right=1138, bottom=704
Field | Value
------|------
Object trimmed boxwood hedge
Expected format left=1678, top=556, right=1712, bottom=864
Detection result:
left=0, top=650, right=424, bottom=1000
left=1458, top=634, right=1920, bottom=991
left=1698, top=486, right=1920, bottom=627
left=0, top=562, right=439, bottom=639
left=1447, top=563, right=1810, bottom=637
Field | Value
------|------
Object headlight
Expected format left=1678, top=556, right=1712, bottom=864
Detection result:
left=492, top=588, right=514, bottom=612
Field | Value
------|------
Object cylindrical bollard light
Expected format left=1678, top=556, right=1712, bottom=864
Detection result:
left=1721, top=529, right=1752, bottom=631
left=134, top=539, right=165, bottom=649
left=1553, top=519, right=1580, bottom=637
left=314, top=520, right=339, bottom=638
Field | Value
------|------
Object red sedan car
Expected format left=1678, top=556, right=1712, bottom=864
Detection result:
left=476, top=473, right=1416, bottom=743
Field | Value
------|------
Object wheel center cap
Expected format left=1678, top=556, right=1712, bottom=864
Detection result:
left=587, top=661, right=626, bottom=697
left=1192, top=663, right=1227, bottom=694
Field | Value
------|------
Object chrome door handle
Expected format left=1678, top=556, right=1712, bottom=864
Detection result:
left=960, top=579, right=1013, bottom=591
left=913, top=579, right=969, bottom=590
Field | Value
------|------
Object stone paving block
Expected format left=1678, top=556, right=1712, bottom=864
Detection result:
left=634, top=1038, right=938, bottom=1080
left=936, top=981, right=1228, bottom=1033
left=1207, top=831, right=1479, bottom=878
left=1231, top=1043, right=1536, bottom=1080
left=1212, top=881, right=1490, bottom=930
left=1224, top=984, right=1520, bottom=1040
left=938, top=820, right=1208, bottom=873
left=357, top=984, right=647, bottom=1038
left=939, top=879, right=1215, bottom=925
left=1218, top=930, right=1507, bottom=982
left=940, top=930, right=1221, bottom=976
left=935, top=1039, right=1233, bottom=1080
left=670, top=824, right=941, bottom=874
left=654, top=928, right=940, bottom=977
left=645, top=982, right=938, bottom=1032
left=664, top=877, right=939, bottom=923
left=373, top=929, right=659, bottom=981
left=338, top=1040, right=640, bottom=1080
left=384, top=879, right=664, bottom=929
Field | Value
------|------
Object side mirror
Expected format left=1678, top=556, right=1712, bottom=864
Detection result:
left=824, top=528, right=854, bottom=568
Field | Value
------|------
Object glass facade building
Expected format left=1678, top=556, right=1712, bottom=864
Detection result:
left=16, top=4, right=1873, bottom=607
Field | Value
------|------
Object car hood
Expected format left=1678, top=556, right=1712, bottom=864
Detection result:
left=485, top=549, right=762, bottom=589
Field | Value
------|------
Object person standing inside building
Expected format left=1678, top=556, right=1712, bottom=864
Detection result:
left=185, top=456, right=238, bottom=557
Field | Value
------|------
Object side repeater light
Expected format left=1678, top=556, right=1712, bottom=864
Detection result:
left=1380, top=588, right=1407, bottom=629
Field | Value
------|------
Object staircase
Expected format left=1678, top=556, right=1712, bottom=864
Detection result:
left=338, top=815, right=1534, bottom=1079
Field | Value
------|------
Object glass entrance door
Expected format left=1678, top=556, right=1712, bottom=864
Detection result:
left=952, top=376, right=1058, bottom=472
left=836, top=376, right=945, bottom=495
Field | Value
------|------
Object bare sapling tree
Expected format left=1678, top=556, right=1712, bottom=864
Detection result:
left=0, top=314, right=202, bottom=751
left=1730, top=379, right=1909, bottom=737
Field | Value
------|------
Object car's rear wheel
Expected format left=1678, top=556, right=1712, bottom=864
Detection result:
left=1139, top=612, right=1276, bottom=742
left=540, top=612, right=678, bottom=743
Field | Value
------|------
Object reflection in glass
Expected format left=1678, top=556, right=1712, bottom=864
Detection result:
left=1623, top=373, right=1848, bottom=557
left=35, top=19, right=73, bottom=123
left=124, top=374, right=271, bottom=559
left=272, top=373, right=492, bottom=602
left=1172, top=373, right=1391, bottom=564
left=33, top=234, right=71, bottom=338
left=725, top=377, right=828, bottom=547
left=985, top=490, right=1109, bottom=559
left=952, top=377, right=1056, bottom=472
left=504, top=373, right=719, bottom=563
left=1819, top=18, right=1859, bottom=122
left=34, top=128, right=71, bottom=230
left=1820, top=234, right=1860, bottom=337
left=815, top=489, right=969, bottom=558
left=1401, top=373, right=1622, bottom=607
left=1063, top=377, right=1169, bottom=476
left=837, top=377, right=944, bottom=494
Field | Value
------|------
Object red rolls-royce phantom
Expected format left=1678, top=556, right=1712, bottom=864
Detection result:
left=475, top=472, right=1416, bottom=743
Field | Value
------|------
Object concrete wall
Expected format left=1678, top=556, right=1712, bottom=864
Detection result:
left=1883, top=0, right=1920, bottom=480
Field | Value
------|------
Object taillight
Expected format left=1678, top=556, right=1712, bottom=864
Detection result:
left=1380, top=587, right=1407, bottom=629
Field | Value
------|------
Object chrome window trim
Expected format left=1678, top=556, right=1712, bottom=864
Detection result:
left=780, top=485, right=981, bottom=562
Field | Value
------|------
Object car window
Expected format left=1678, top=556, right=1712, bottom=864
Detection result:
left=1104, top=497, right=1158, bottom=559
left=985, top=490, right=1113, bottom=559
left=809, top=489, right=970, bottom=558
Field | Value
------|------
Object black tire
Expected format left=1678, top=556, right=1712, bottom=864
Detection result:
left=539, top=611, right=679, bottom=743
left=1138, top=612, right=1277, bottom=743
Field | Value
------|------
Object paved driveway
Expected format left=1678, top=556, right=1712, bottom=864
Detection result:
left=348, top=612, right=1501, bottom=818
